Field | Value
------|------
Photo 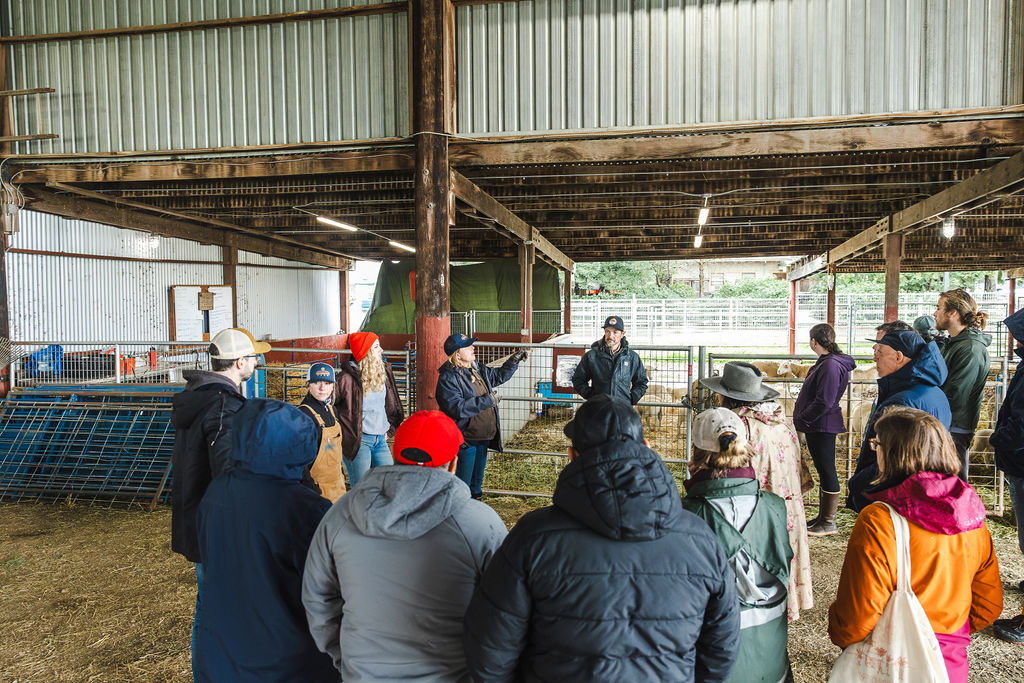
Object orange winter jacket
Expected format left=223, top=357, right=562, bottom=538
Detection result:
left=828, top=501, right=1002, bottom=647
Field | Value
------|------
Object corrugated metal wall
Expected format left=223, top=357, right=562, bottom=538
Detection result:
left=6, top=1, right=409, bottom=153
left=456, top=0, right=1024, bottom=133
left=236, top=263, right=342, bottom=339
left=7, top=211, right=343, bottom=341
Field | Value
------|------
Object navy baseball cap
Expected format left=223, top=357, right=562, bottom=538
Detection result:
left=444, top=333, right=478, bottom=356
left=307, top=362, right=336, bottom=383
left=602, top=315, right=625, bottom=332
left=868, top=330, right=926, bottom=359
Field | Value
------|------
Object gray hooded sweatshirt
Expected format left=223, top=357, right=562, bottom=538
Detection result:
left=302, top=465, right=507, bottom=682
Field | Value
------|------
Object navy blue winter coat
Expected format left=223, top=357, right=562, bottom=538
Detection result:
left=847, top=340, right=951, bottom=511
left=195, top=399, right=337, bottom=683
left=571, top=337, right=649, bottom=404
left=993, top=309, right=1024, bottom=479
left=463, top=437, right=740, bottom=682
left=436, top=358, right=518, bottom=451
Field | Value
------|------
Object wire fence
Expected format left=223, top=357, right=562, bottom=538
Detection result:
left=0, top=336, right=1017, bottom=514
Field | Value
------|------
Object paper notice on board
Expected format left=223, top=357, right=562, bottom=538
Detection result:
left=555, top=355, right=581, bottom=387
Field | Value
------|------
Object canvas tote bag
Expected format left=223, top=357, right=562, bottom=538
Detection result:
left=828, top=503, right=948, bottom=683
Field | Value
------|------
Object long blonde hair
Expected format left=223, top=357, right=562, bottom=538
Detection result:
left=449, top=350, right=473, bottom=370
left=358, top=353, right=387, bottom=393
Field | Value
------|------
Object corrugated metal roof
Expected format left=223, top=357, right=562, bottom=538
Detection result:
left=8, top=210, right=342, bottom=341
left=236, top=265, right=342, bottom=338
left=6, top=2, right=409, bottom=153
left=456, top=0, right=1024, bottom=134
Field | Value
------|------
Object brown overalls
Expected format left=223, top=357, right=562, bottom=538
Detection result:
left=302, top=405, right=347, bottom=503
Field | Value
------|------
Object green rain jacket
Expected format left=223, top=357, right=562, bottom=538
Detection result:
left=939, top=326, right=992, bottom=433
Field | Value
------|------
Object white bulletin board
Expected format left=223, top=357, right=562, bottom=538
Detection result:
left=169, top=285, right=234, bottom=341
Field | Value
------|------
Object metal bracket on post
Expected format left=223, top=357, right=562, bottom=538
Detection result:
left=114, top=344, right=122, bottom=383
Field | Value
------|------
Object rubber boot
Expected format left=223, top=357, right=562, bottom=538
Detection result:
left=807, top=490, right=840, bottom=536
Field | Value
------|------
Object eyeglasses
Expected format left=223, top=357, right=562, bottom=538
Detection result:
left=868, top=437, right=881, bottom=451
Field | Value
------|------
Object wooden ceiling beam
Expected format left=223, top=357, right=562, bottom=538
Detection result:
left=450, top=118, right=1024, bottom=167
left=789, top=149, right=1024, bottom=280
left=26, top=189, right=351, bottom=270
left=451, top=170, right=573, bottom=271
left=45, top=181, right=356, bottom=265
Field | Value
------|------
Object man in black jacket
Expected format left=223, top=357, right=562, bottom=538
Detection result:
left=571, top=315, right=649, bottom=404
left=170, top=327, right=269, bottom=677
left=463, top=394, right=739, bottom=682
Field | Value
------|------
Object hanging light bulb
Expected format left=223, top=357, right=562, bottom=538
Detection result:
left=697, top=194, right=711, bottom=225
left=694, top=233, right=704, bottom=248
left=941, top=217, right=955, bottom=239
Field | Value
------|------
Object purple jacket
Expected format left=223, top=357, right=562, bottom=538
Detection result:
left=793, top=352, right=855, bottom=434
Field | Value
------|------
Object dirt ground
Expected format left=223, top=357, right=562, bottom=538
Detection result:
left=2, top=500, right=1024, bottom=682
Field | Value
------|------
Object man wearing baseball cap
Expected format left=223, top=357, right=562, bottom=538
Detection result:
left=847, top=329, right=951, bottom=511
left=464, top=395, right=739, bottom=681
left=302, top=410, right=507, bottom=681
left=170, top=327, right=270, bottom=676
left=571, top=315, right=649, bottom=405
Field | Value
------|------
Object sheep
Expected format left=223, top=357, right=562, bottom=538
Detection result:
left=636, top=386, right=671, bottom=432
left=750, top=360, right=782, bottom=378
left=776, top=359, right=813, bottom=379
left=851, top=364, right=879, bottom=381
left=970, top=428, right=995, bottom=466
left=848, top=400, right=875, bottom=437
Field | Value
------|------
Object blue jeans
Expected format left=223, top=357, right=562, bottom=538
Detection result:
left=1006, top=473, right=1024, bottom=556
left=192, top=562, right=204, bottom=679
left=346, top=433, right=393, bottom=486
left=455, top=441, right=490, bottom=498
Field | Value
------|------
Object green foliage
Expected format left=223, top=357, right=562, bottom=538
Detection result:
left=712, top=277, right=789, bottom=298
left=806, top=271, right=998, bottom=294
left=575, top=261, right=695, bottom=298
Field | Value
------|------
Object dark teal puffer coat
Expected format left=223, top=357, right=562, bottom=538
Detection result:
left=463, top=437, right=740, bottom=682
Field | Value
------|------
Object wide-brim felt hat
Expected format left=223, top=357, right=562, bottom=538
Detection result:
left=699, top=361, right=779, bottom=402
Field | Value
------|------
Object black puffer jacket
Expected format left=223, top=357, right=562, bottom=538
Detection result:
left=171, top=370, right=245, bottom=563
left=463, top=437, right=740, bottom=682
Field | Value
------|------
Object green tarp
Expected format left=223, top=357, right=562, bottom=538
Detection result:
left=360, top=259, right=561, bottom=334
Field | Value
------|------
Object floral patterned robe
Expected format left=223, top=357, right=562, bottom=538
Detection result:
left=734, top=401, right=813, bottom=621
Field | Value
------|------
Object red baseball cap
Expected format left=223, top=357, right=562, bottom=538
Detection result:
left=393, top=410, right=465, bottom=467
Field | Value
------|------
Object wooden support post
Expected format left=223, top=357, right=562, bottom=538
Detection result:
left=1009, top=277, right=1017, bottom=361
left=411, top=0, right=455, bottom=410
left=519, top=241, right=534, bottom=343
left=826, top=266, right=837, bottom=328
left=788, top=280, right=797, bottom=354
left=339, top=269, right=350, bottom=333
left=563, top=269, right=573, bottom=335
left=883, top=230, right=903, bottom=323
left=222, top=245, right=238, bottom=326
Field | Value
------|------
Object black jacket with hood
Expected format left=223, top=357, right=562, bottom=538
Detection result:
left=171, top=370, right=246, bottom=563
left=463, top=436, right=740, bottom=682
left=993, top=308, right=1024, bottom=478
left=195, top=399, right=336, bottom=683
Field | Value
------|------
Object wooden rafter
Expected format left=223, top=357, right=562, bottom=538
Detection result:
left=788, top=149, right=1024, bottom=280
left=452, top=171, right=574, bottom=271
left=27, top=188, right=351, bottom=270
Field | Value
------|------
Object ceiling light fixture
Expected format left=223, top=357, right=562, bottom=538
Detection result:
left=693, top=234, right=704, bottom=248
left=697, top=194, right=711, bottom=226
left=389, top=240, right=416, bottom=253
left=941, top=217, right=955, bottom=239
left=316, top=215, right=358, bottom=232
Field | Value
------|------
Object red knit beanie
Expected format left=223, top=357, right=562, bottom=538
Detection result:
left=348, top=332, right=378, bottom=362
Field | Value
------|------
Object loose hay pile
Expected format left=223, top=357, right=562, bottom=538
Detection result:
left=263, top=363, right=312, bottom=403
left=3, top=500, right=1023, bottom=682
